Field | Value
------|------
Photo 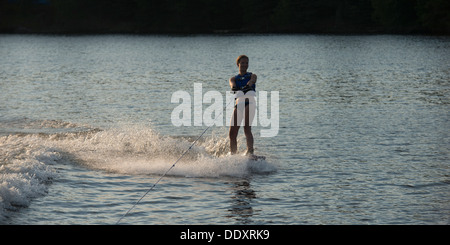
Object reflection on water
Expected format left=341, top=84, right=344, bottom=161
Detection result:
left=226, top=180, right=256, bottom=224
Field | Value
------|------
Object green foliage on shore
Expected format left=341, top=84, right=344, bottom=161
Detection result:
left=1, top=0, right=448, bottom=34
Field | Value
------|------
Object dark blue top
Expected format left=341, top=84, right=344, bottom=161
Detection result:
left=235, top=72, right=255, bottom=91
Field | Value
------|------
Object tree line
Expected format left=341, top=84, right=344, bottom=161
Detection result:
left=1, top=0, right=448, bottom=34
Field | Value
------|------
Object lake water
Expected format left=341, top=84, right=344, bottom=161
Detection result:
left=0, top=34, right=449, bottom=225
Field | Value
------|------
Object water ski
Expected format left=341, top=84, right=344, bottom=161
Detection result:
left=248, top=155, right=266, bottom=161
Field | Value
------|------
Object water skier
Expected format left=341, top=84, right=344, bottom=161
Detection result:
left=229, top=55, right=257, bottom=156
